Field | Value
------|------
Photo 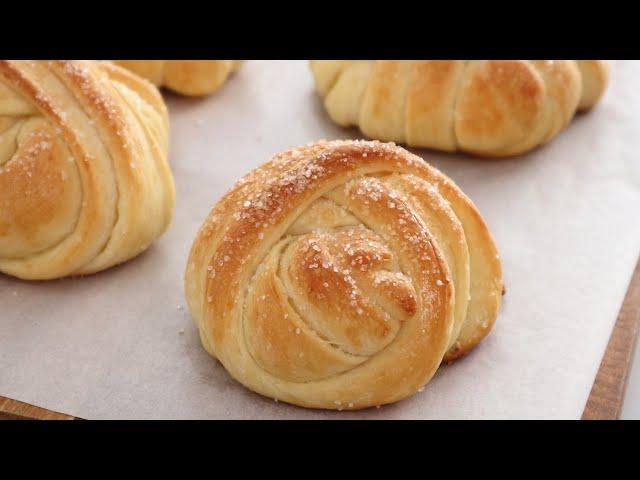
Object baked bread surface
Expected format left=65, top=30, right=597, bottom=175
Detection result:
left=185, top=140, right=503, bottom=409
left=0, top=60, right=175, bottom=280
left=310, top=60, right=610, bottom=156
left=114, top=60, right=241, bottom=96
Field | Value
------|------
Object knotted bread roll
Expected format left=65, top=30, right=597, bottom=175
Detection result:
left=0, top=60, right=175, bottom=280
left=310, top=60, right=609, bottom=157
left=185, top=140, right=503, bottom=409
left=114, top=60, right=241, bottom=96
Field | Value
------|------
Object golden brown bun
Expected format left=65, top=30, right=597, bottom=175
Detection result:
left=185, top=140, right=503, bottom=410
left=310, top=60, right=610, bottom=157
left=0, top=60, right=175, bottom=280
left=113, top=60, right=242, bottom=96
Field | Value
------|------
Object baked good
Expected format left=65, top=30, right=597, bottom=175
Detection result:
left=310, top=60, right=610, bottom=157
left=114, top=60, right=241, bottom=96
left=185, top=140, right=503, bottom=409
left=0, top=60, right=175, bottom=280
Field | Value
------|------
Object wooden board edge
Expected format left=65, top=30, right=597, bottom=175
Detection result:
left=0, top=396, right=77, bottom=420
left=582, top=256, right=640, bottom=419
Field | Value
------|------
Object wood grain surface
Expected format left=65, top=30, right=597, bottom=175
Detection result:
left=0, top=396, right=76, bottom=420
left=2, top=258, right=639, bottom=420
left=582, top=257, right=640, bottom=419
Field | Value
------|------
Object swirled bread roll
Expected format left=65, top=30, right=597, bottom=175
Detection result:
left=185, top=140, right=503, bottom=409
left=310, top=60, right=610, bottom=157
left=113, top=60, right=241, bottom=96
left=0, top=60, right=175, bottom=280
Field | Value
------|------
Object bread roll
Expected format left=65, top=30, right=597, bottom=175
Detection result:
left=310, top=60, right=609, bottom=157
left=114, top=60, right=241, bottom=96
left=0, top=60, right=175, bottom=280
left=185, top=140, right=503, bottom=409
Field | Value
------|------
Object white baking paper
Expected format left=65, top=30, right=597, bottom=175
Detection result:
left=1, top=60, right=639, bottom=419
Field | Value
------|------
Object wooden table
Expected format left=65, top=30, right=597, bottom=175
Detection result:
left=2, top=259, right=639, bottom=420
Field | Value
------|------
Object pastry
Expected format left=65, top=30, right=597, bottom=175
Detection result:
left=310, top=60, right=609, bottom=157
left=0, top=60, right=175, bottom=280
left=114, top=60, right=241, bottom=96
left=185, top=140, right=503, bottom=409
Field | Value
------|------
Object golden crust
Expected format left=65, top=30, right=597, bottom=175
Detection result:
left=0, top=60, right=175, bottom=280
left=113, top=60, right=241, bottom=96
left=310, top=60, right=609, bottom=157
left=184, top=140, right=503, bottom=409
left=575, top=60, right=610, bottom=111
